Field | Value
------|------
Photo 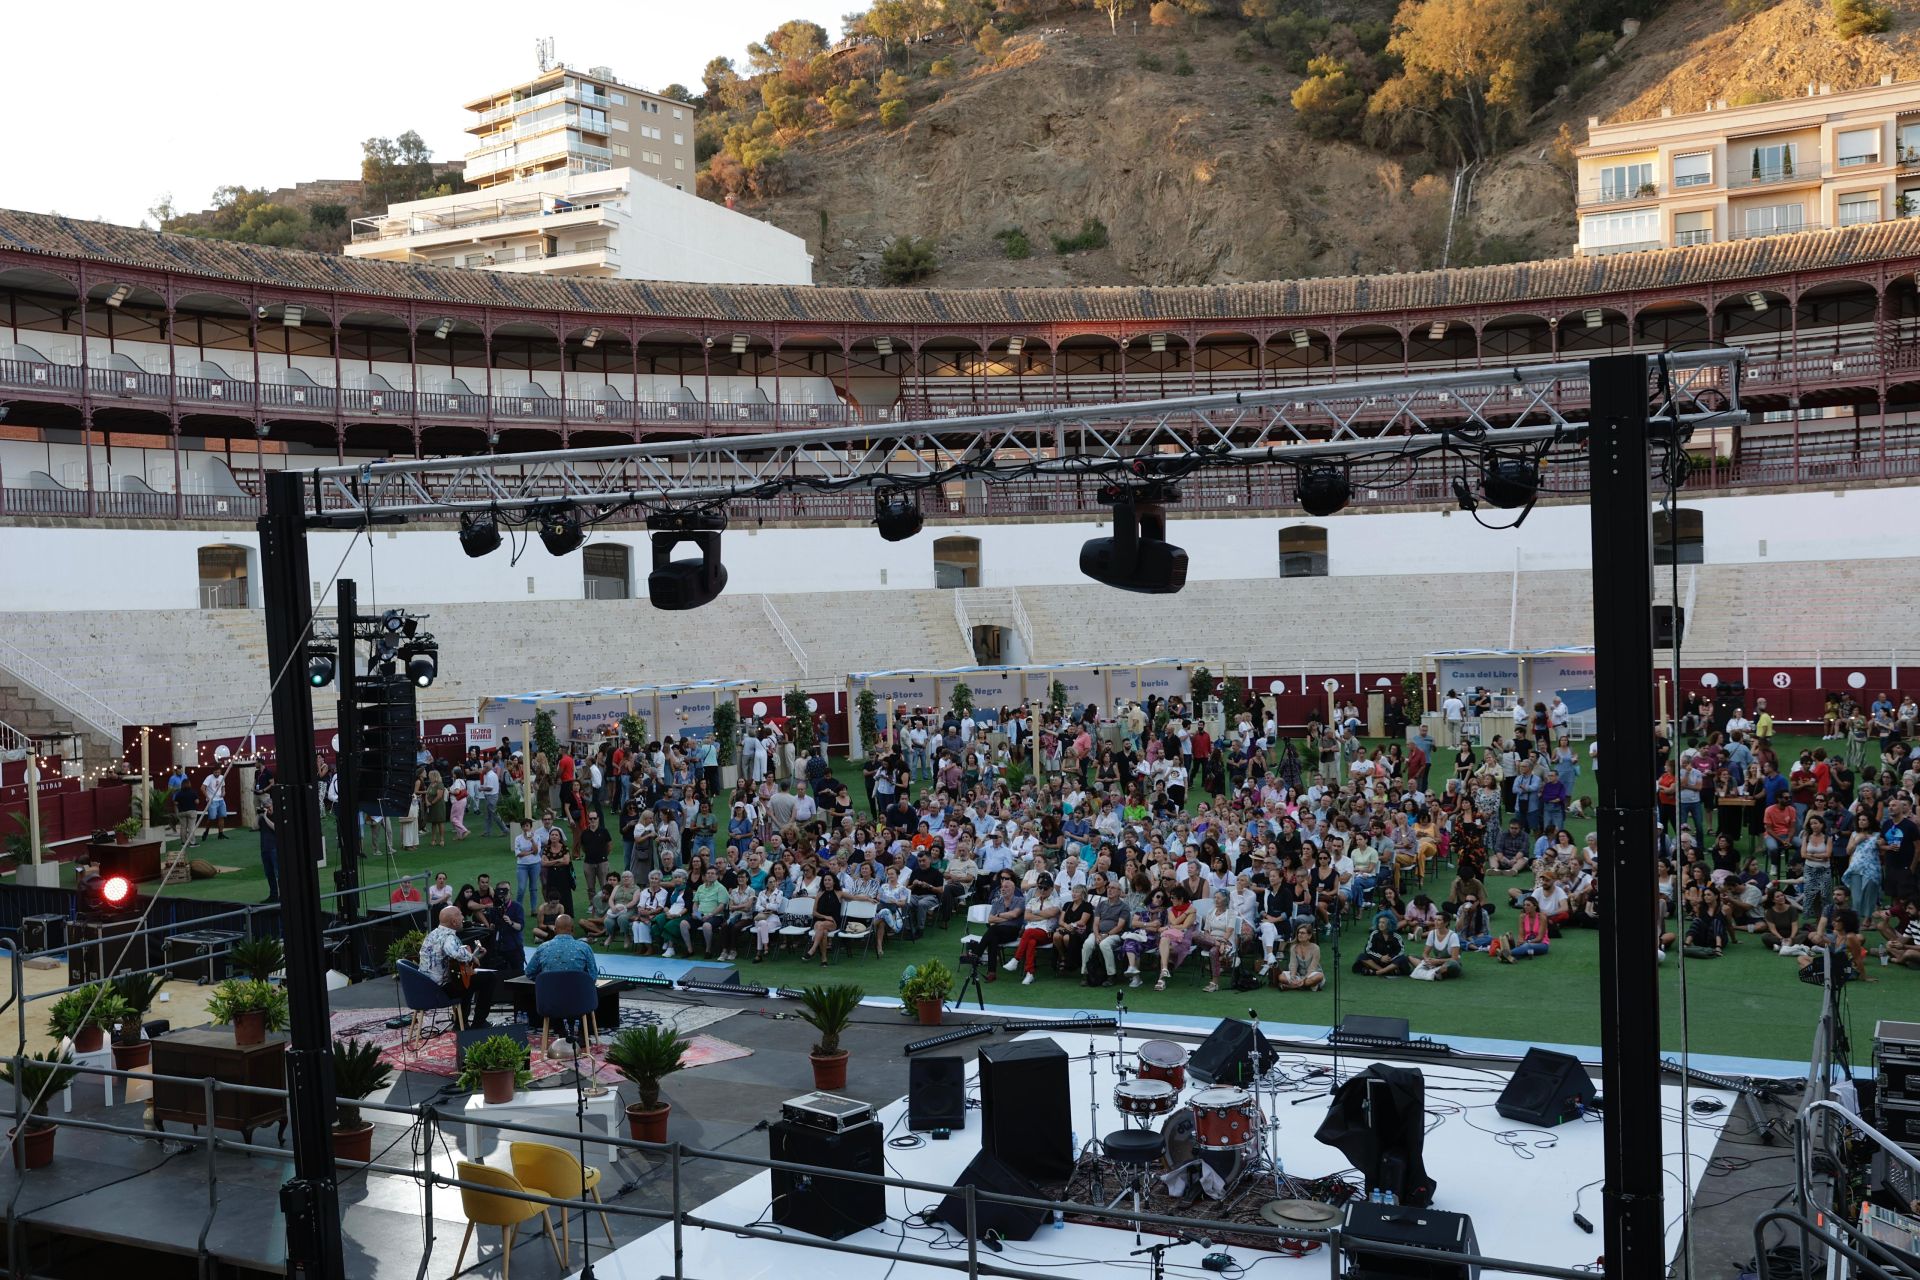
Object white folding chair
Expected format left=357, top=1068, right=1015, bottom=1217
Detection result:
left=832, top=899, right=879, bottom=959
left=775, top=897, right=816, bottom=958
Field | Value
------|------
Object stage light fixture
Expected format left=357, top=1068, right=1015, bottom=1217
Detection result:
left=1005, top=336, right=1024, bottom=356
left=306, top=645, right=337, bottom=688
left=379, top=608, right=407, bottom=635
left=538, top=506, right=584, bottom=556
left=1747, top=291, right=1769, bottom=313
left=874, top=336, right=894, bottom=356
left=1583, top=308, right=1603, bottom=329
left=582, top=326, right=602, bottom=348
left=459, top=511, right=501, bottom=558
left=729, top=333, right=748, bottom=354
left=1079, top=487, right=1188, bottom=595
left=80, top=870, right=136, bottom=916
left=404, top=645, right=439, bottom=688
left=104, top=284, right=132, bottom=308
left=1291, top=329, right=1311, bottom=348
left=283, top=305, right=304, bottom=328
left=873, top=490, right=923, bottom=542
left=433, top=318, right=454, bottom=340
left=1298, top=464, right=1351, bottom=517
left=1481, top=455, right=1541, bottom=509
left=647, top=511, right=729, bottom=610
left=1426, top=320, right=1446, bottom=341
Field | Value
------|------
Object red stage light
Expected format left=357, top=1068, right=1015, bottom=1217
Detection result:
left=100, top=876, right=131, bottom=905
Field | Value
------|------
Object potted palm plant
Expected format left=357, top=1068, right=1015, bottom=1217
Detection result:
left=331, top=1038, right=393, bottom=1163
left=207, top=979, right=289, bottom=1046
left=109, top=972, right=164, bottom=1070
left=1, top=1051, right=79, bottom=1169
left=900, top=960, right=953, bottom=1026
left=229, top=936, right=285, bottom=982
left=46, top=985, right=129, bottom=1055
left=796, top=984, right=862, bottom=1091
left=605, top=1024, right=689, bottom=1143
left=456, top=1034, right=531, bottom=1104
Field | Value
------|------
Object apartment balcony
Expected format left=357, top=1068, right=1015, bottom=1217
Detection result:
left=1726, top=154, right=1825, bottom=189
left=1577, top=181, right=1663, bottom=209
left=471, top=84, right=611, bottom=130
left=1674, top=229, right=1714, bottom=246
left=1729, top=221, right=1827, bottom=240
left=348, top=197, right=611, bottom=249
left=1578, top=239, right=1664, bottom=257
left=488, top=243, right=620, bottom=275
left=465, top=136, right=610, bottom=185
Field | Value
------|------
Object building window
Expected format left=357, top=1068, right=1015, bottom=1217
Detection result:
left=1278, top=525, right=1328, bottom=578
left=611, top=118, right=628, bottom=132
left=197, top=544, right=251, bottom=609
left=673, top=107, right=684, bottom=119
left=642, top=125, right=662, bottom=140
left=933, top=536, right=981, bottom=588
left=1581, top=208, right=1660, bottom=250
left=610, top=92, right=625, bottom=105
left=1652, top=605, right=1685, bottom=648
left=1747, top=143, right=1798, bottom=182
left=1651, top=508, right=1704, bottom=565
left=1742, top=203, right=1805, bottom=235
left=673, top=133, right=684, bottom=146
left=1673, top=152, right=1712, bottom=188
left=584, top=544, right=631, bottom=599
left=1837, top=128, right=1880, bottom=168
left=675, top=158, right=686, bottom=170
left=1839, top=192, right=1880, bottom=226
left=612, top=143, right=630, bottom=157
left=1598, top=161, right=1655, bottom=201
left=1673, top=210, right=1712, bottom=246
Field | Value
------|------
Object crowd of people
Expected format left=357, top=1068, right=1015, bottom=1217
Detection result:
left=336, top=684, right=1919, bottom=1025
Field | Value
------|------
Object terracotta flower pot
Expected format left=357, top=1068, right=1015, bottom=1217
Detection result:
left=233, top=1009, right=268, bottom=1047
left=332, top=1123, right=375, bottom=1163
left=626, top=1101, right=670, bottom=1143
left=810, top=1050, right=849, bottom=1092
left=10, top=1123, right=54, bottom=1170
left=72, top=1025, right=105, bottom=1054
left=114, top=832, right=130, bottom=846
left=111, top=1038, right=151, bottom=1071
left=915, top=997, right=945, bottom=1027
left=480, top=1067, right=518, bottom=1104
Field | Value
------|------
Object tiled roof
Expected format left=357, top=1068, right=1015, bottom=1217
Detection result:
left=0, top=207, right=1912, bottom=327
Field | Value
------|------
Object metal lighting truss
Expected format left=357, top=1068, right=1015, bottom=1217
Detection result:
left=301, top=349, right=1746, bottom=522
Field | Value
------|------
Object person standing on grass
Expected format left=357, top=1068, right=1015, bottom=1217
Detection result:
left=257, top=793, right=279, bottom=904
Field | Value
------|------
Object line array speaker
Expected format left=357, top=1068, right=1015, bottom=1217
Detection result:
left=352, top=673, right=418, bottom=816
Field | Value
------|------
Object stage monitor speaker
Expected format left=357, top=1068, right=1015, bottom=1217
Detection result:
left=352, top=674, right=418, bottom=816
left=932, top=1149, right=1049, bottom=1242
left=978, top=1039, right=1072, bottom=1182
left=1188, top=1018, right=1277, bottom=1087
left=1494, top=1047, right=1596, bottom=1127
left=769, top=1117, right=885, bottom=1240
left=909, top=1055, right=967, bottom=1132
left=1342, top=1201, right=1479, bottom=1280
left=456, top=1022, right=530, bottom=1067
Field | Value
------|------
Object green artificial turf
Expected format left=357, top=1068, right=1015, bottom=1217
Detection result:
left=77, top=736, right=1912, bottom=1063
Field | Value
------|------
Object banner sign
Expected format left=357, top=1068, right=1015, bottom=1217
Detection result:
left=1436, top=658, right=1521, bottom=698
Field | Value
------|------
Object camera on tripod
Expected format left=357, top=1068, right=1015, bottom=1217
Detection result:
left=960, top=937, right=987, bottom=968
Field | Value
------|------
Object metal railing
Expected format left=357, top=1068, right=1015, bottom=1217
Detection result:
left=583, top=577, right=629, bottom=600
left=1008, top=587, right=1036, bottom=659
left=0, top=720, right=28, bottom=754
left=350, top=197, right=610, bottom=244
left=0, top=638, right=122, bottom=743
left=1578, top=180, right=1662, bottom=207
left=197, top=580, right=249, bottom=610
left=758, top=595, right=809, bottom=678
left=952, top=587, right=971, bottom=654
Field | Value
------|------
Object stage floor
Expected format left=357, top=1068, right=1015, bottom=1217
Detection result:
left=585, top=1026, right=1733, bottom=1280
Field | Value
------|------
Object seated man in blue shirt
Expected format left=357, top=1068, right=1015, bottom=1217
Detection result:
left=525, top=915, right=600, bottom=1057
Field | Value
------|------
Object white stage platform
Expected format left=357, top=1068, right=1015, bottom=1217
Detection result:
left=584, top=1028, right=1733, bottom=1280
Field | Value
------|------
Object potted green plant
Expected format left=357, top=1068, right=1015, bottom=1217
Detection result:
left=857, top=687, right=880, bottom=755
left=229, top=936, right=284, bottom=982
left=331, top=1037, right=393, bottom=1163
left=712, top=700, right=739, bottom=789
left=46, top=985, right=129, bottom=1055
left=900, top=960, right=953, bottom=1026
left=207, top=979, right=289, bottom=1046
left=605, top=1024, right=689, bottom=1143
left=385, top=929, right=425, bottom=975
left=1, top=1051, right=79, bottom=1169
left=950, top=682, right=974, bottom=718
left=456, top=1034, right=531, bottom=1104
left=113, top=814, right=142, bottom=845
left=109, top=972, right=164, bottom=1069
left=796, top=984, right=862, bottom=1091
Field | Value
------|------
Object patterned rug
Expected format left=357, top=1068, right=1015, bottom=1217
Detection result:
left=329, top=1005, right=751, bottom=1085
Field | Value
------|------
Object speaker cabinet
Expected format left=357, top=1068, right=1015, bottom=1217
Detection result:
left=909, top=1055, right=967, bottom=1132
left=1342, top=1201, right=1479, bottom=1279
left=932, top=1149, right=1049, bottom=1242
left=978, top=1039, right=1072, bottom=1182
left=1494, top=1047, right=1596, bottom=1127
left=770, top=1117, right=886, bottom=1240
left=352, top=674, right=418, bottom=816
left=68, top=916, right=147, bottom=985
left=1188, top=1018, right=1277, bottom=1087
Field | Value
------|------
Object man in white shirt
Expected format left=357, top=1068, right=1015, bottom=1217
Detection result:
left=1511, top=697, right=1528, bottom=737
left=1725, top=710, right=1754, bottom=736
left=477, top=764, right=504, bottom=836
left=1441, top=691, right=1464, bottom=747
left=1549, top=696, right=1570, bottom=733
left=960, top=713, right=976, bottom=744
left=202, top=769, right=229, bottom=840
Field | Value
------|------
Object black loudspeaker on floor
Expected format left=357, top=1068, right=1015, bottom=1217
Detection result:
left=1493, top=1047, right=1596, bottom=1127
left=909, top=1055, right=968, bottom=1132
left=769, top=1118, right=886, bottom=1240
left=933, top=1149, right=1050, bottom=1242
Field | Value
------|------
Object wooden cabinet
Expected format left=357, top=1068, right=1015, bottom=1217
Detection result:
left=150, top=1027, right=288, bottom=1145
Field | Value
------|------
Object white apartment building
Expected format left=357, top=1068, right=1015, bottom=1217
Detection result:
left=1574, top=77, right=1920, bottom=255
left=462, top=64, right=695, bottom=191
left=344, top=167, right=812, bottom=285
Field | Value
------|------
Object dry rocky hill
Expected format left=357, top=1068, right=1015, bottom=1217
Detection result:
left=736, top=0, right=1920, bottom=288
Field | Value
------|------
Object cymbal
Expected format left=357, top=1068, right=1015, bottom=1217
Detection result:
left=1259, top=1198, right=1342, bottom=1227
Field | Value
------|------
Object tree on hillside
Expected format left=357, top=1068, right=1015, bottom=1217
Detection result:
left=747, top=19, right=830, bottom=75
left=659, top=82, right=700, bottom=106
left=360, top=131, right=440, bottom=209
left=1366, top=0, right=1544, bottom=165
left=880, top=234, right=939, bottom=284
left=1291, top=55, right=1367, bottom=140
left=1089, top=0, right=1135, bottom=33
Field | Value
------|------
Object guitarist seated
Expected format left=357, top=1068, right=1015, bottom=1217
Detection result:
left=420, top=905, right=496, bottom=1030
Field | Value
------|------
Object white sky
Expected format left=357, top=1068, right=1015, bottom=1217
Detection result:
left=0, top=0, right=849, bottom=227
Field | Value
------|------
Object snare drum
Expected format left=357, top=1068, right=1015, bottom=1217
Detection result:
left=1113, top=1078, right=1177, bottom=1118
left=1190, top=1086, right=1261, bottom=1150
left=1137, top=1039, right=1189, bottom=1091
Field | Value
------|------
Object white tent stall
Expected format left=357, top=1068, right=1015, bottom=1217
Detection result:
left=1426, top=646, right=1598, bottom=738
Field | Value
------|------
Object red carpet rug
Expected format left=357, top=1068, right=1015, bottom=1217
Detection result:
left=329, top=1010, right=751, bottom=1085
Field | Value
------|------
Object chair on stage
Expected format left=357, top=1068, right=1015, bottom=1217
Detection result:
left=510, top=1140, right=615, bottom=1263
left=395, top=960, right=462, bottom=1049
left=452, top=1160, right=562, bottom=1279
left=535, top=970, right=599, bottom=1059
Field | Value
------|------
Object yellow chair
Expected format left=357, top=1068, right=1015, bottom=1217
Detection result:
left=510, top=1140, right=616, bottom=1260
left=452, top=1160, right=561, bottom=1279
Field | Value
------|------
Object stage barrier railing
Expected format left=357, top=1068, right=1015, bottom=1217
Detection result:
left=2, top=1051, right=1608, bottom=1280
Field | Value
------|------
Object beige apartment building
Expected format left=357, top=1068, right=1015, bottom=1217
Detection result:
left=463, top=64, right=695, bottom=191
left=1573, top=77, right=1920, bottom=256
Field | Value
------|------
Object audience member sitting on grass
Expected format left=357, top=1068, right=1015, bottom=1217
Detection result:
left=1499, top=897, right=1551, bottom=963
left=1356, top=913, right=1411, bottom=977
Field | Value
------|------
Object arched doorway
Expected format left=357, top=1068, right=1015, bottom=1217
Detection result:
left=933, top=536, right=980, bottom=588
left=1277, top=526, right=1328, bottom=578
left=197, top=544, right=252, bottom=609
left=1651, top=508, right=1704, bottom=565
left=583, top=543, right=632, bottom=599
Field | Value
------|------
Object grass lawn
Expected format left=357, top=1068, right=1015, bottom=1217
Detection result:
left=78, top=735, right=1910, bottom=1063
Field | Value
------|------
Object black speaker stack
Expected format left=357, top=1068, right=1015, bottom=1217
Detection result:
left=1494, top=1047, right=1596, bottom=1127
left=932, top=1149, right=1050, bottom=1242
left=1342, top=1201, right=1480, bottom=1279
left=353, top=673, right=418, bottom=816
left=769, top=1114, right=886, bottom=1240
left=908, top=1055, right=967, bottom=1132
left=977, top=1039, right=1072, bottom=1182
left=1188, top=1017, right=1277, bottom=1086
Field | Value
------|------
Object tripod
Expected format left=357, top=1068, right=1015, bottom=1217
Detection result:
left=951, top=946, right=988, bottom=1012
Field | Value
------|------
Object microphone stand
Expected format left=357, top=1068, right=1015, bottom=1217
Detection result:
left=1290, top=915, right=1345, bottom=1106
left=1131, top=1230, right=1212, bottom=1280
left=573, top=1013, right=597, bottom=1279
